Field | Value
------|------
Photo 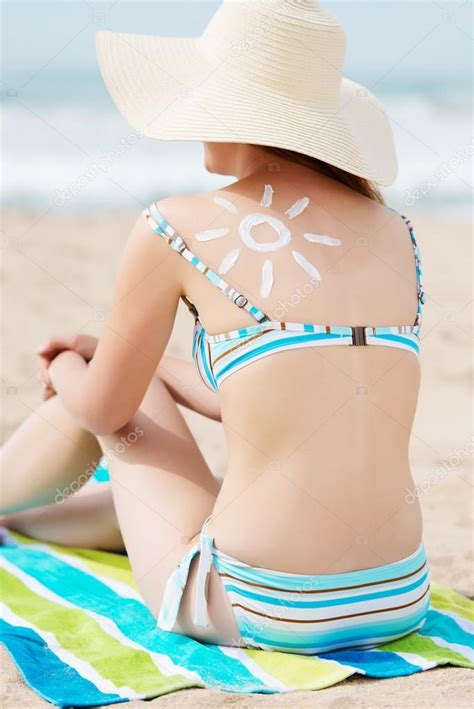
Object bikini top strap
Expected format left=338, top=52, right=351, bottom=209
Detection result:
left=401, top=214, right=425, bottom=328
left=396, top=211, right=425, bottom=328
left=144, top=202, right=269, bottom=324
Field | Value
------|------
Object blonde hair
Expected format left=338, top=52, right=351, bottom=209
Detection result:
left=263, top=146, right=385, bottom=205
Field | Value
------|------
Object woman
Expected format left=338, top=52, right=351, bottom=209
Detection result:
left=1, top=0, right=430, bottom=654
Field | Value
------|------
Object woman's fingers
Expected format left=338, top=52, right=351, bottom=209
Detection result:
left=37, top=353, right=57, bottom=370
left=38, top=355, right=51, bottom=378
left=36, top=339, right=67, bottom=401
left=37, top=356, right=54, bottom=392
left=36, top=333, right=77, bottom=357
left=42, top=385, right=56, bottom=401
left=36, top=333, right=98, bottom=362
left=38, top=367, right=55, bottom=400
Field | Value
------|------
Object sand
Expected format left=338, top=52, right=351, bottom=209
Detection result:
left=1, top=209, right=472, bottom=707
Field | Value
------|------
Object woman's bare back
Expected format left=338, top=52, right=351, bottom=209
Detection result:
left=159, top=162, right=423, bottom=575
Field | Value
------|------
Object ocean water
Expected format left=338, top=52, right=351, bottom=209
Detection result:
left=3, top=78, right=471, bottom=216
left=2, top=1, right=472, bottom=216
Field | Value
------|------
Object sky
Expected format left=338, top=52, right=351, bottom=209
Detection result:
left=2, top=1, right=472, bottom=97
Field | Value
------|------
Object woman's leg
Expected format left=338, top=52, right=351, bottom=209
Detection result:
left=99, top=373, right=240, bottom=645
left=0, top=394, right=122, bottom=549
left=0, top=358, right=214, bottom=516
left=0, top=395, right=102, bottom=514
left=0, top=359, right=219, bottom=557
left=1, top=483, right=124, bottom=551
left=1, top=363, right=238, bottom=642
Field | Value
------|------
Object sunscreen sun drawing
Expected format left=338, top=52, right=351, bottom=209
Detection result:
left=194, top=185, right=342, bottom=298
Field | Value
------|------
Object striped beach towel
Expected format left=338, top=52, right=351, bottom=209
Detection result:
left=0, top=530, right=472, bottom=707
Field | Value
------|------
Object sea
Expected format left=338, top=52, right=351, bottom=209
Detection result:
left=2, top=1, right=472, bottom=216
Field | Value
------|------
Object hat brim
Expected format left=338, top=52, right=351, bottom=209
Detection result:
left=96, top=30, right=397, bottom=186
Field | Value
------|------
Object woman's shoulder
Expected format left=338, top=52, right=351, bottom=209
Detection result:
left=145, top=188, right=242, bottom=239
left=142, top=186, right=415, bottom=252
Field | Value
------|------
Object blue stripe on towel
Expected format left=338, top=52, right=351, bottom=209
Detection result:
left=0, top=619, right=123, bottom=706
left=92, top=462, right=110, bottom=483
left=321, top=647, right=422, bottom=677
left=420, top=609, right=474, bottom=648
left=1, top=534, right=473, bottom=706
left=6, top=546, right=271, bottom=694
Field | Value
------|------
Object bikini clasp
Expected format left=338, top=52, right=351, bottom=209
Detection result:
left=351, top=326, right=367, bottom=346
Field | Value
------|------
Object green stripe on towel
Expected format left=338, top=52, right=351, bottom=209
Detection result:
left=0, top=568, right=189, bottom=696
left=1, top=533, right=472, bottom=706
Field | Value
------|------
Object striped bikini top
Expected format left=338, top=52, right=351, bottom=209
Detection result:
left=144, top=203, right=425, bottom=393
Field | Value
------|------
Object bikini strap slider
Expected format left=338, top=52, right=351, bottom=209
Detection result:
left=181, top=295, right=199, bottom=318
left=234, top=294, right=248, bottom=308
left=351, top=326, right=367, bottom=346
left=174, top=238, right=187, bottom=254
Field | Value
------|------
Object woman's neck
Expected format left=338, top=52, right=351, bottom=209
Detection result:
left=232, top=144, right=301, bottom=181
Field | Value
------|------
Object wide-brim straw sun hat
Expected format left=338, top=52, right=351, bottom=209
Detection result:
left=96, top=0, right=398, bottom=185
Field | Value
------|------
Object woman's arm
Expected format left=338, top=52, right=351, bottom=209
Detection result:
left=49, top=212, right=183, bottom=435
left=158, top=356, right=221, bottom=422
left=38, top=335, right=221, bottom=422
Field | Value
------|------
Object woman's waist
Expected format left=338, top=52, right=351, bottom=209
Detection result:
left=223, top=412, right=415, bottom=473
left=221, top=453, right=417, bottom=515
left=210, top=473, right=423, bottom=576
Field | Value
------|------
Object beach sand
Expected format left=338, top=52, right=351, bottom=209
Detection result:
left=1, top=210, right=472, bottom=707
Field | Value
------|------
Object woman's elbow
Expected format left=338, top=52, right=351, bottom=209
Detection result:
left=79, top=402, right=135, bottom=438
left=82, top=419, right=120, bottom=437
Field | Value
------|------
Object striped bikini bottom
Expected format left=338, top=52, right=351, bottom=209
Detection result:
left=157, top=518, right=431, bottom=655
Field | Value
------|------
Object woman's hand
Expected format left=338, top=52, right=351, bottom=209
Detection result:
left=36, top=333, right=98, bottom=401
left=37, top=333, right=98, bottom=363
